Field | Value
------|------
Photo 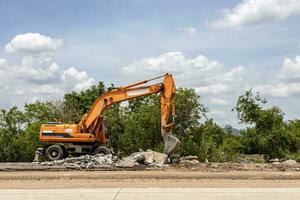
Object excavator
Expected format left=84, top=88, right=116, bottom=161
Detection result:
left=35, top=73, right=180, bottom=161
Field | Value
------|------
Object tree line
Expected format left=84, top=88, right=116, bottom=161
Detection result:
left=0, top=82, right=300, bottom=162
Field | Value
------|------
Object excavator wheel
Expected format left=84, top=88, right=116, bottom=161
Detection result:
left=92, top=146, right=110, bottom=155
left=45, top=145, right=65, bottom=161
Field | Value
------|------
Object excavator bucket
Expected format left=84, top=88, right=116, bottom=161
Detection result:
left=163, top=133, right=180, bottom=155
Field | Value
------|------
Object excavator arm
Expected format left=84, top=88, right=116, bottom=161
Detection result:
left=80, top=73, right=179, bottom=154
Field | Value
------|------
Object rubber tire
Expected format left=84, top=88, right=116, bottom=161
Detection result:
left=45, top=145, right=65, bottom=161
left=93, top=146, right=110, bottom=155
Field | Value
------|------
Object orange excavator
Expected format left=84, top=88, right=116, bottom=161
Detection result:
left=35, top=73, right=180, bottom=161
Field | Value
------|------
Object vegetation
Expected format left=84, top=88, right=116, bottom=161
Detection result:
left=1, top=82, right=300, bottom=162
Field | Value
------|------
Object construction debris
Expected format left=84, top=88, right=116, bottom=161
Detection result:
left=115, top=152, right=144, bottom=168
left=269, top=158, right=280, bottom=163
left=237, top=154, right=265, bottom=163
left=2, top=153, right=300, bottom=171
left=39, top=150, right=169, bottom=170
left=282, top=159, right=297, bottom=166
left=35, top=152, right=300, bottom=171
left=40, top=154, right=117, bottom=169
left=179, top=155, right=200, bottom=165
left=115, top=150, right=168, bottom=168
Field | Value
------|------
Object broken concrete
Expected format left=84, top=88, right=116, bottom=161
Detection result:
left=38, top=150, right=169, bottom=170
left=116, top=150, right=168, bottom=168
left=269, top=158, right=280, bottom=163
left=237, top=154, right=265, bottom=163
left=179, top=155, right=200, bottom=165
left=282, top=159, right=297, bottom=166
left=115, top=152, right=143, bottom=168
left=181, top=155, right=198, bottom=160
left=144, top=151, right=154, bottom=165
left=40, top=154, right=117, bottom=170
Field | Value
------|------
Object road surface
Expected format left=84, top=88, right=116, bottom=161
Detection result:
left=0, top=188, right=300, bottom=200
left=1, top=171, right=300, bottom=199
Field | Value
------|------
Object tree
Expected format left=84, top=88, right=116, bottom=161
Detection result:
left=114, top=88, right=207, bottom=155
left=234, top=90, right=300, bottom=158
left=180, top=119, right=237, bottom=162
left=234, top=89, right=266, bottom=124
left=174, top=88, right=206, bottom=137
left=63, top=82, right=106, bottom=123
left=0, top=107, right=26, bottom=161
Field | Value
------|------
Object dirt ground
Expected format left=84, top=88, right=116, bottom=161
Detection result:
left=1, top=170, right=300, bottom=189
left=1, top=161, right=300, bottom=172
left=1, top=161, right=300, bottom=189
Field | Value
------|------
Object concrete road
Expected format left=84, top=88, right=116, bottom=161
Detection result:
left=0, top=188, right=300, bottom=200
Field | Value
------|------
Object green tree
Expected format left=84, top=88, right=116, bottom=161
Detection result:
left=235, top=90, right=300, bottom=159
left=0, top=107, right=26, bottom=161
left=234, top=89, right=266, bottom=124
left=63, top=82, right=106, bottom=123
left=174, top=88, right=206, bottom=137
left=180, top=119, right=234, bottom=162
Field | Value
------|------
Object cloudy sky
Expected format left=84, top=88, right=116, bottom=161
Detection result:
left=0, top=0, right=300, bottom=128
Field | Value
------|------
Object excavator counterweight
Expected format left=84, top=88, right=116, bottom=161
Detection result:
left=37, top=73, right=180, bottom=161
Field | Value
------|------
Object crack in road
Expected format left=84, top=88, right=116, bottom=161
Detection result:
left=113, top=188, right=121, bottom=200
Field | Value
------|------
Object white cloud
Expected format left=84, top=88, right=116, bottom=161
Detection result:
left=278, top=56, right=300, bottom=82
left=255, top=82, right=300, bottom=97
left=207, top=110, right=227, bottom=124
left=223, top=66, right=245, bottom=81
left=3, top=60, right=95, bottom=93
left=209, top=98, right=230, bottom=106
left=0, top=58, right=6, bottom=66
left=208, top=0, right=300, bottom=29
left=195, top=84, right=229, bottom=95
left=0, top=33, right=95, bottom=107
left=255, top=56, right=300, bottom=97
left=122, top=51, right=244, bottom=95
left=122, top=51, right=246, bottom=127
left=5, top=33, right=63, bottom=54
left=209, top=109, right=226, bottom=118
left=11, top=62, right=60, bottom=82
left=178, top=26, right=197, bottom=35
left=32, top=85, right=63, bottom=95
left=62, top=67, right=95, bottom=91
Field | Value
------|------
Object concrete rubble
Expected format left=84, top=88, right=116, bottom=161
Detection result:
left=179, top=155, right=200, bottom=165
left=40, top=154, right=118, bottom=169
left=36, top=153, right=299, bottom=171
left=269, top=158, right=297, bottom=165
left=39, top=150, right=170, bottom=170
left=281, top=159, right=297, bottom=166
left=237, top=154, right=265, bottom=163
left=115, top=150, right=168, bottom=168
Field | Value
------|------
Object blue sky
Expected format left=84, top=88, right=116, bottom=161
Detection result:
left=0, top=0, right=300, bottom=127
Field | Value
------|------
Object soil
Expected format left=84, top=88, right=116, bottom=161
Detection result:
left=1, top=168, right=300, bottom=189
left=1, top=161, right=300, bottom=189
left=1, top=161, right=300, bottom=172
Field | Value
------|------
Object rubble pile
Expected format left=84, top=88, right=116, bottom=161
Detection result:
left=39, top=150, right=170, bottom=170
left=38, top=152, right=300, bottom=171
left=40, top=154, right=118, bottom=169
left=116, top=150, right=168, bottom=168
